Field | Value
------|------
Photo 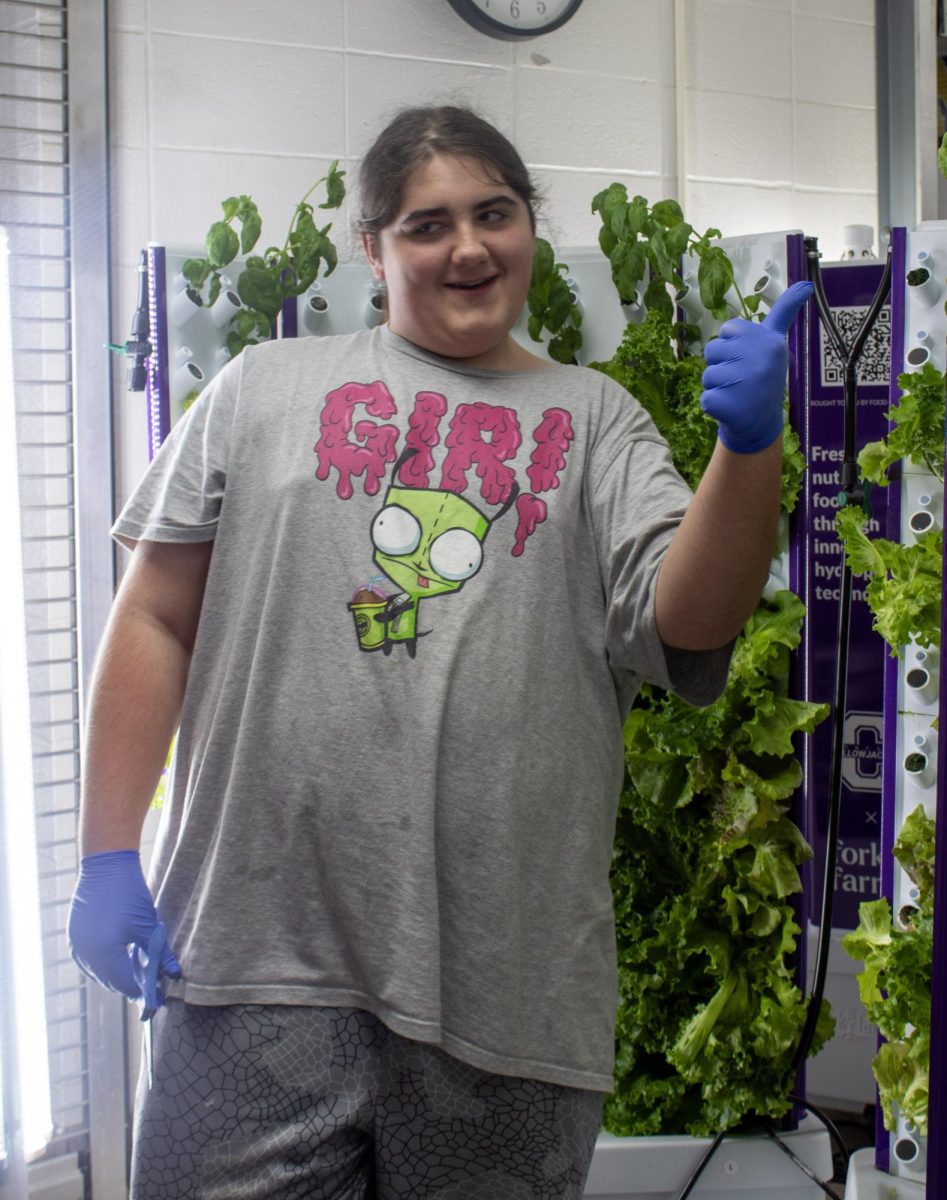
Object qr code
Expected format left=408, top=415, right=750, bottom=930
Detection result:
left=820, top=304, right=891, bottom=388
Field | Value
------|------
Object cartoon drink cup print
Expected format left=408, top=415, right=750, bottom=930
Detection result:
left=348, top=579, right=389, bottom=652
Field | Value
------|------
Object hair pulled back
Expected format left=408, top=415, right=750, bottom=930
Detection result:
left=358, top=105, right=539, bottom=235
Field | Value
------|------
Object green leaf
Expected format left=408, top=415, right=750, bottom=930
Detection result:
left=320, top=159, right=346, bottom=209
left=531, top=236, right=555, bottom=285
left=697, top=246, right=735, bottom=312
left=598, top=224, right=618, bottom=258
left=837, top=505, right=943, bottom=653
left=527, top=239, right=582, bottom=360
left=843, top=897, right=893, bottom=965
left=644, top=277, right=674, bottom=323
left=893, top=804, right=937, bottom=896
left=239, top=206, right=262, bottom=255
left=735, top=818, right=809, bottom=899
left=665, top=220, right=694, bottom=262
left=653, top=199, right=685, bottom=228
left=225, top=329, right=254, bottom=359
left=744, top=696, right=830, bottom=757
left=874, top=1039, right=930, bottom=1135
left=625, top=195, right=651, bottom=238
left=614, top=242, right=647, bottom=304
left=205, top=221, right=239, bottom=269
left=548, top=325, right=582, bottom=365
left=322, top=235, right=338, bottom=277
left=647, top=227, right=678, bottom=283
left=670, top=968, right=741, bottom=1072
left=591, top=182, right=628, bottom=224
left=858, top=363, right=946, bottom=483
left=237, top=261, right=283, bottom=321
left=181, top=257, right=211, bottom=289
left=233, top=307, right=258, bottom=338
left=546, top=278, right=574, bottom=332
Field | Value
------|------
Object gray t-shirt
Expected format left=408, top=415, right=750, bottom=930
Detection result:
left=113, top=325, right=732, bottom=1092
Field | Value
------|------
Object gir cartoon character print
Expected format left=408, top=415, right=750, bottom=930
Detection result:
left=313, top=380, right=574, bottom=659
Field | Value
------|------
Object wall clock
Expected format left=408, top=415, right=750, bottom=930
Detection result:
left=447, top=0, right=584, bottom=40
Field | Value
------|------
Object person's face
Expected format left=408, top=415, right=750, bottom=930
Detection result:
left=362, top=154, right=537, bottom=370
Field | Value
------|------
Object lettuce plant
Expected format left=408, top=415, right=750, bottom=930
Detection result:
left=836, top=303, right=944, bottom=1135
left=559, top=190, right=831, bottom=1135
left=606, top=592, right=833, bottom=1136
left=843, top=805, right=935, bottom=1135
left=835, top=361, right=945, bottom=657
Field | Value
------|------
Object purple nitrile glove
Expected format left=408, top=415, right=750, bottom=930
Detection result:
left=700, top=280, right=814, bottom=454
left=67, top=849, right=181, bottom=1004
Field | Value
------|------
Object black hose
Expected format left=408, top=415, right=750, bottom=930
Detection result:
left=789, top=238, right=892, bottom=1076
left=790, top=1094, right=852, bottom=1173
left=673, top=1130, right=727, bottom=1200
left=764, top=1128, right=841, bottom=1198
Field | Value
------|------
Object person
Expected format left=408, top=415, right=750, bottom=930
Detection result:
left=67, top=104, right=812, bottom=1198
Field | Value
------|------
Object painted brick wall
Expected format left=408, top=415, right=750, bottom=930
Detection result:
left=108, top=0, right=876, bottom=495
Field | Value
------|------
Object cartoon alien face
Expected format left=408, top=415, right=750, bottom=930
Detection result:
left=372, top=485, right=489, bottom=599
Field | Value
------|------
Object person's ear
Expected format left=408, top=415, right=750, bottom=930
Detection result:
left=362, top=232, right=384, bottom=282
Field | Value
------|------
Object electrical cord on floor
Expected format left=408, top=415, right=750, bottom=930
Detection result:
left=671, top=242, right=892, bottom=1200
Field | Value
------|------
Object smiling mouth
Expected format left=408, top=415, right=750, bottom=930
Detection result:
left=446, top=275, right=498, bottom=291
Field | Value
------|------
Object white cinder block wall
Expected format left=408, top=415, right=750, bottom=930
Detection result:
left=108, top=0, right=877, bottom=501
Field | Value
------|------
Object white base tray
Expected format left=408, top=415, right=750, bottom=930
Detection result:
left=584, top=1119, right=833, bottom=1198
left=843, top=1148, right=926, bottom=1199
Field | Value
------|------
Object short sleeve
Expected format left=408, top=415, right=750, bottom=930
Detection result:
left=589, top=400, right=733, bottom=709
left=111, top=354, right=242, bottom=550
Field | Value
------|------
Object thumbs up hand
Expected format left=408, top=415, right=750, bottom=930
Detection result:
left=699, top=280, right=813, bottom=454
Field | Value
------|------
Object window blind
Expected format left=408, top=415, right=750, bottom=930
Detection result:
left=1, top=0, right=89, bottom=1172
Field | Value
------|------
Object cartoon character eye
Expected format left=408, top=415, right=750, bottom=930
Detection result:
left=429, top=528, right=483, bottom=582
left=372, top=505, right=421, bottom=557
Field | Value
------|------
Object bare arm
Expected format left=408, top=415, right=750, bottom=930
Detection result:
left=655, top=436, right=782, bottom=651
left=78, top=539, right=213, bottom=855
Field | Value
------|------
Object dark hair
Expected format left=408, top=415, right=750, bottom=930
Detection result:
left=358, top=105, right=540, bottom=235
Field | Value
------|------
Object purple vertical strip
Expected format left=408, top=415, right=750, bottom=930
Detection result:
left=281, top=296, right=298, bottom=339
left=875, top=226, right=908, bottom=1175
left=788, top=232, right=808, bottom=603
left=927, top=341, right=947, bottom=1200
left=785, top=232, right=809, bottom=1123
left=146, top=244, right=170, bottom=456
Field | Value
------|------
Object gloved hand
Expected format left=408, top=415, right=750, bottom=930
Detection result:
left=67, top=849, right=181, bottom=1004
left=700, top=280, right=814, bottom=454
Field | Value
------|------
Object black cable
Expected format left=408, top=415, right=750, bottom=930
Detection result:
left=764, top=1128, right=841, bottom=1198
left=672, top=1112, right=843, bottom=1200
left=789, top=237, right=892, bottom=1077
left=672, top=1129, right=727, bottom=1200
left=790, top=1094, right=851, bottom=1173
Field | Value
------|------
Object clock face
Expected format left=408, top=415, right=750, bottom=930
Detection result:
left=448, top=0, right=583, bottom=39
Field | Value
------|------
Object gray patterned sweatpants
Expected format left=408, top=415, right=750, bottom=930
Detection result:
left=130, top=1003, right=605, bottom=1199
